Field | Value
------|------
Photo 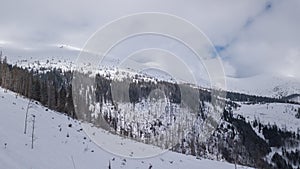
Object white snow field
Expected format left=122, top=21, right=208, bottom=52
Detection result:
left=0, top=87, right=252, bottom=169
left=233, top=102, right=300, bottom=133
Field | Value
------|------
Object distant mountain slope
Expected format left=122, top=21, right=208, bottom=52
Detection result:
left=227, top=73, right=300, bottom=98
left=3, top=50, right=300, bottom=99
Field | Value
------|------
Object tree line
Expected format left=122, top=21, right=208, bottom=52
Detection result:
left=0, top=56, right=75, bottom=118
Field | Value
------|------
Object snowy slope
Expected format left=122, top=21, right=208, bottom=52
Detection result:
left=0, top=87, right=252, bottom=169
left=233, top=102, right=300, bottom=168
left=233, top=102, right=300, bottom=133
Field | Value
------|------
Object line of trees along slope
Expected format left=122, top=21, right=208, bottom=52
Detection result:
left=0, top=56, right=75, bottom=118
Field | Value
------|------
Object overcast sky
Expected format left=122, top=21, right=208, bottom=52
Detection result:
left=0, top=0, right=299, bottom=79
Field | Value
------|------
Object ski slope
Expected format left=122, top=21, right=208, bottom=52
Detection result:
left=0, top=87, right=252, bottom=169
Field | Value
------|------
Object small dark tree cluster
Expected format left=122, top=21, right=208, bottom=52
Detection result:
left=282, top=148, right=300, bottom=167
left=271, top=153, right=293, bottom=169
left=296, top=108, right=300, bottom=119
left=262, top=124, right=298, bottom=148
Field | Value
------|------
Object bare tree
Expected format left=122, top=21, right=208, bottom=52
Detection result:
left=108, top=160, right=111, bottom=169
left=31, top=114, right=36, bottom=149
left=24, top=99, right=33, bottom=134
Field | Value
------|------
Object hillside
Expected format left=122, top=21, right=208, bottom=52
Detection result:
left=0, top=87, right=252, bottom=169
left=0, top=57, right=300, bottom=168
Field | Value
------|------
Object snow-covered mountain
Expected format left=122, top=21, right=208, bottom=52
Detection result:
left=9, top=57, right=300, bottom=99
left=1, top=52, right=300, bottom=168
left=2, top=47, right=300, bottom=99
left=227, top=73, right=300, bottom=98
left=0, top=87, right=252, bottom=169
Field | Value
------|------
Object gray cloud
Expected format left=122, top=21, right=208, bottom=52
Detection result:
left=219, top=0, right=300, bottom=78
left=0, top=0, right=299, bottom=80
